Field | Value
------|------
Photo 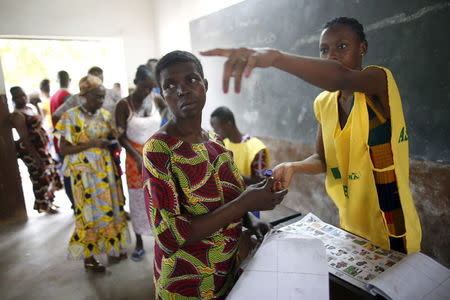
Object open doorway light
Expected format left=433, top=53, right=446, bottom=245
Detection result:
left=0, top=37, right=128, bottom=216
left=0, top=37, right=128, bottom=109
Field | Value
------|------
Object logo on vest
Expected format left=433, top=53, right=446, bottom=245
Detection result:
left=398, top=127, right=408, bottom=143
left=331, top=167, right=341, bottom=179
left=348, top=172, right=360, bottom=180
left=343, top=185, right=349, bottom=198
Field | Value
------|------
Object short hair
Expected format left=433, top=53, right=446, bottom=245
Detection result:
left=323, top=17, right=366, bottom=43
left=147, top=58, right=158, bottom=64
left=135, top=65, right=154, bottom=82
left=155, top=50, right=204, bottom=85
left=10, top=86, right=21, bottom=96
left=88, top=66, right=103, bottom=75
left=57, top=70, right=70, bottom=87
left=211, top=106, right=235, bottom=125
left=40, top=79, right=50, bottom=93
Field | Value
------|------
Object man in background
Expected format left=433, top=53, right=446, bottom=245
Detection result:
left=53, top=66, right=121, bottom=122
left=210, top=106, right=270, bottom=217
left=50, top=71, right=71, bottom=154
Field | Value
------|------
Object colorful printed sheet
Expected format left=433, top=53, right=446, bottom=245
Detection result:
left=274, top=213, right=405, bottom=291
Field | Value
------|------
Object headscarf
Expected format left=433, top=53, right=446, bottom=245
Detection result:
left=79, top=75, right=103, bottom=96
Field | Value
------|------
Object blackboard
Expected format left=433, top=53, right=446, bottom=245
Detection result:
left=190, top=0, right=450, bottom=163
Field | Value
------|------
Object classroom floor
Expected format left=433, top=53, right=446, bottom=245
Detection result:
left=0, top=160, right=155, bottom=300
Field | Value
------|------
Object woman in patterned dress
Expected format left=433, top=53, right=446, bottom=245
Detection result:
left=115, top=65, right=161, bottom=261
left=143, top=51, right=288, bottom=299
left=56, top=75, right=130, bottom=272
left=10, top=86, right=62, bottom=213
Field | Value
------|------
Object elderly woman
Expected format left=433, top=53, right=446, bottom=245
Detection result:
left=55, top=75, right=130, bottom=272
left=10, top=86, right=62, bottom=213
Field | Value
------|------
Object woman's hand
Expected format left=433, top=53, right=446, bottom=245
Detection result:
left=29, top=93, right=41, bottom=106
left=91, top=139, right=111, bottom=149
left=245, top=213, right=271, bottom=241
left=200, top=47, right=281, bottom=93
left=272, top=162, right=295, bottom=192
left=239, top=177, right=288, bottom=212
left=111, top=127, right=124, bottom=139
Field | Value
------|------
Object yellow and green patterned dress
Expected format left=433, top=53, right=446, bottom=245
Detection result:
left=56, top=106, right=130, bottom=259
left=143, top=132, right=245, bottom=300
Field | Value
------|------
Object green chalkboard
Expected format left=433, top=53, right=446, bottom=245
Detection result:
left=190, top=0, right=450, bottom=163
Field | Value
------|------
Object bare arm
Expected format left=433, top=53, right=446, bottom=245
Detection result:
left=144, top=140, right=288, bottom=253
left=272, top=125, right=326, bottom=191
left=10, top=112, right=43, bottom=167
left=28, top=96, right=43, bottom=118
left=59, top=136, right=109, bottom=156
left=201, top=48, right=388, bottom=115
left=115, top=100, right=142, bottom=163
left=184, top=178, right=287, bottom=245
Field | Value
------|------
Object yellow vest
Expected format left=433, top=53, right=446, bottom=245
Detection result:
left=224, top=137, right=270, bottom=176
left=313, top=66, right=421, bottom=253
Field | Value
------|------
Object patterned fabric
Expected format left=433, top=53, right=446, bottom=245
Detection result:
left=55, top=107, right=130, bottom=260
left=126, top=140, right=145, bottom=189
left=14, top=111, right=62, bottom=211
left=143, top=132, right=245, bottom=299
left=366, top=100, right=406, bottom=253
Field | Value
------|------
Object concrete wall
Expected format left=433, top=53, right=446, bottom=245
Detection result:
left=0, top=0, right=157, bottom=83
left=151, top=0, right=245, bottom=56
left=261, top=137, right=450, bottom=268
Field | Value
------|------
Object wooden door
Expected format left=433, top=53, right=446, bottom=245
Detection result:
left=0, top=58, right=26, bottom=222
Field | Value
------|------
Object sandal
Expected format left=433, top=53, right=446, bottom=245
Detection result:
left=45, top=206, right=59, bottom=214
left=84, top=257, right=106, bottom=273
left=108, top=252, right=127, bottom=264
left=131, top=249, right=145, bottom=262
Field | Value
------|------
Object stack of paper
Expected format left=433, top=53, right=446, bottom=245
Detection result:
left=227, top=234, right=329, bottom=299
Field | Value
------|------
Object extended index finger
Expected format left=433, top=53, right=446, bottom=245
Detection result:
left=200, top=48, right=233, bottom=57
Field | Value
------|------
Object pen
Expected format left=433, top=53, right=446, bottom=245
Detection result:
left=263, top=169, right=273, bottom=177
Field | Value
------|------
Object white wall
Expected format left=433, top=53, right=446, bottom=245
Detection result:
left=0, top=0, right=157, bottom=84
left=151, top=0, right=245, bottom=56
left=0, top=0, right=246, bottom=81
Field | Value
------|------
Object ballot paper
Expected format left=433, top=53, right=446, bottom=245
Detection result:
left=227, top=234, right=329, bottom=300
left=366, top=252, right=450, bottom=300
left=275, top=213, right=450, bottom=300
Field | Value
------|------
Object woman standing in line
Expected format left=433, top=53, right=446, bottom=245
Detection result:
left=56, top=75, right=130, bottom=272
left=10, top=86, right=62, bottom=213
left=115, top=65, right=161, bottom=261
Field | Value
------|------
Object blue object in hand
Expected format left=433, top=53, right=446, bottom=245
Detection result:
left=263, top=169, right=273, bottom=177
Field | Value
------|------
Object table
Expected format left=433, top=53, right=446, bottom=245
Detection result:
left=262, top=205, right=381, bottom=300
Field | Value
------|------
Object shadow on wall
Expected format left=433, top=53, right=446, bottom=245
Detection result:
left=260, top=137, right=450, bottom=268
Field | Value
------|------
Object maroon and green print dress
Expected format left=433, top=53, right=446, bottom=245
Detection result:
left=143, top=132, right=244, bottom=299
